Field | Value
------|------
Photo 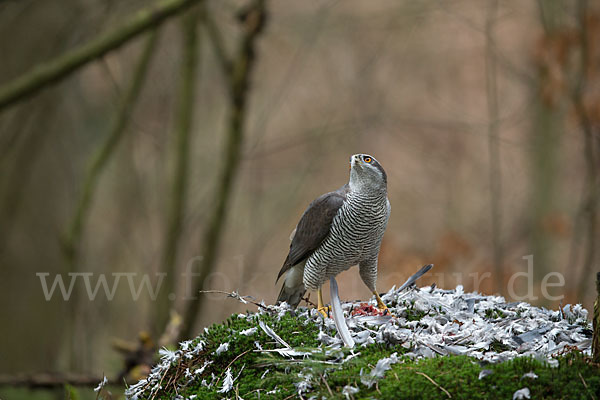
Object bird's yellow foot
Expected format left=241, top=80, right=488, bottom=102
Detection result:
left=317, top=305, right=331, bottom=318
left=316, top=287, right=330, bottom=318
left=378, top=303, right=393, bottom=316
left=373, top=292, right=394, bottom=316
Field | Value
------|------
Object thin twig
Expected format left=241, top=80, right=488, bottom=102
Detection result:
left=0, top=0, right=202, bottom=111
left=151, top=368, right=170, bottom=400
left=578, top=371, right=597, bottom=400
left=244, top=388, right=262, bottom=398
left=218, top=350, right=252, bottom=384
left=320, top=374, right=333, bottom=397
left=302, top=293, right=316, bottom=307
left=197, top=289, right=270, bottom=311
left=94, top=372, right=106, bottom=400
left=202, top=6, right=232, bottom=78
left=415, top=371, right=452, bottom=398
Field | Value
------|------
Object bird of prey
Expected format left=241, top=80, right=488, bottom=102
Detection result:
left=276, top=154, right=391, bottom=316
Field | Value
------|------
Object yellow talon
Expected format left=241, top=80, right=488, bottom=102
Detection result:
left=373, top=291, right=393, bottom=316
left=317, top=306, right=330, bottom=318
left=317, top=287, right=330, bottom=318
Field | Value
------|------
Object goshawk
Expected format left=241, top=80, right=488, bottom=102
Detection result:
left=276, top=154, right=391, bottom=315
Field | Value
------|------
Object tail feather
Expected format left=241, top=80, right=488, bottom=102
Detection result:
left=276, top=265, right=306, bottom=308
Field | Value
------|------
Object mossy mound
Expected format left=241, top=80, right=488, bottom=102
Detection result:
left=124, top=308, right=599, bottom=399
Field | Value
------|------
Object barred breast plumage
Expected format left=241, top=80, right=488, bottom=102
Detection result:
left=276, top=153, right=391, bottom=310
left=303, top=190, right=390, bottom=291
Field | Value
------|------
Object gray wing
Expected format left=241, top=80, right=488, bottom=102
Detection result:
left=276, top=185, right=348, bottom=282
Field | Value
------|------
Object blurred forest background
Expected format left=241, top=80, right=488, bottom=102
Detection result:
left=1, top=0, right=599, bottom=397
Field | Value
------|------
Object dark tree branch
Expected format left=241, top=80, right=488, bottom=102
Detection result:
left=0, top=104, right=47, bottom=257
left=573, top=0, right=599, bottom=299
left=485, top=0, right=504, bottom=294
left=0, top=0, right=202, bottom=111
left=58, top=29, right=159, bottom=370
left=529, top=0, right=564, bottom=285
left=61, top=29, right=159, bottom=265
left=594, top=272, right=600, bottom=362
left=155, top=8, right=200, bottom=339
left=0, top=373, right=108, bottom=389
left=179, top=0, right=267, bottom=342
left=202, top=7, right=233, bottom=78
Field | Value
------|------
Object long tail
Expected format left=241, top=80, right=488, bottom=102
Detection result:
left=276, top=264, right=306, bottom=308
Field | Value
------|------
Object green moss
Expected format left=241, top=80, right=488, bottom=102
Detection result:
left=135, top=311, right=599, bottom=400
left=488, top=338, right=511, bottom=353
left=400, top=300, right=428, bottom=321
left=484, top=308, right=506, bottom=320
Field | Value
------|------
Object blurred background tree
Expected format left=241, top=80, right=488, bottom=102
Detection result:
left=0, top=0, right=598, bottom=398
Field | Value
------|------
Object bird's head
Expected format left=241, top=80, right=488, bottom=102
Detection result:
left=349, top=154, right=387, bottom=192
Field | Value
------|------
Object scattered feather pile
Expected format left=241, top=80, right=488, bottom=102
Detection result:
left=124, top=284, right=592, bottom=399
left=308, top=284, right=590, bottom=365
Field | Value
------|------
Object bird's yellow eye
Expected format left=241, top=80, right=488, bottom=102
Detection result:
left=363, top=156, right=372, bottom=163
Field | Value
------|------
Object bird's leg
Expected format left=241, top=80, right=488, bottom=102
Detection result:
left=373, top=291, right=391, bottom=315
left=317, top=287, right=329, bottom=318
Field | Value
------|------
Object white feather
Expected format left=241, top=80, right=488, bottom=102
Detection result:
left=330, top=277, right=355, bottom=348
left=259, top=320, right=291, bottom=349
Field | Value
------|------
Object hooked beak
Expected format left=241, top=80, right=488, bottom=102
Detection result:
left=350, top=154, right=361, bottom=169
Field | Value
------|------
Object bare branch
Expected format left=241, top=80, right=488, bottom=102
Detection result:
left=202, top=6, right=233, bottom=78
left=61, top=29, right=159, bottom=268
left=0, top=0, right=202, bottom=111
left=573, top=0, right=599, bottom=299
left=179, top=0, right=267, bottom=342
left=0, top=373, right=109, bottom=389
left=155, top=8, right=200, bottom=338
left=593, top=272, right=600, bottom=362
left=485, top=0, right=504, bottom=294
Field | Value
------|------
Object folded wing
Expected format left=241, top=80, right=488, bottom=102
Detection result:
left=276, top=185, right=348, bottom=282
